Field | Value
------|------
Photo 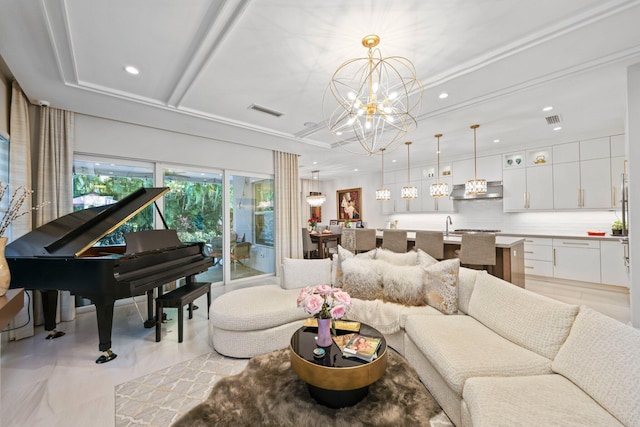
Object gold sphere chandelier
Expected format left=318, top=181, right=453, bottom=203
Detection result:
left=323, top=35, right=423, bottom=156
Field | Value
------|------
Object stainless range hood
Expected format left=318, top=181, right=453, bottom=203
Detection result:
left=449, top=181, right=503, bottom=200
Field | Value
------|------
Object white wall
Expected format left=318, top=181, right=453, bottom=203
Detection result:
left=627, top=62, right=639, bottom=328
left=74, top=114, right=274, bottom=175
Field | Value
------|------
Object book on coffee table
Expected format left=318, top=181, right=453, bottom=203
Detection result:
left=303, top=318, right=361, bottom=332
left=332, top=333, right=356, bottom=351
left=342, top=334, right=382, bottom=362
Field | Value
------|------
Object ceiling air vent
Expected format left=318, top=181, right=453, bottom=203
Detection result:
left=248, top=104, right=283, bottom=117
left=545, top=114, right=562, bottom=125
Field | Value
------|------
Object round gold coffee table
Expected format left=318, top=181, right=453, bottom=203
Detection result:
left=289, top=323, right=387, bottom=408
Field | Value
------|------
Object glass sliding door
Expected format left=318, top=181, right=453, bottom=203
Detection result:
left=230, top=174, right=274, bottom=280
left=162, top=167, right=223, bottom=283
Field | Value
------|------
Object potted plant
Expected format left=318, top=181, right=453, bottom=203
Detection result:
left=612, top=220, right=624, bottom=235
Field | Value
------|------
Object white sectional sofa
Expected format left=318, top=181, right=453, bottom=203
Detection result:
left=208, top=249, right=640, bottom=426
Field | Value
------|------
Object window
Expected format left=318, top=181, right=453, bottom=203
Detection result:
left=73, top=158, right=154, bottom=245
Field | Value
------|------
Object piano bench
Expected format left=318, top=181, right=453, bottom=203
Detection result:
left=155, top=281, right=211, bottom=343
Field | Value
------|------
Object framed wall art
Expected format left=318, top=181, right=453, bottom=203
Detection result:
left=336, top=187, right=362, bottom=221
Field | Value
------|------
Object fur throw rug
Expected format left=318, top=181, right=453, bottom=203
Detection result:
left=174, top=348, right=441, bottom=427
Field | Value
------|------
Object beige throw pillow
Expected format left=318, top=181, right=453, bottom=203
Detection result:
left=333, top=245, right=376, bottom=286
left=423, top=258, right=460, bottom=314
left=416, top=248, right=438, bottom=269
left=381, top=263, right=426, bottom=306
left=340, top=257, right=383, bottom=300
left=375, top=248, right=418, bottom=265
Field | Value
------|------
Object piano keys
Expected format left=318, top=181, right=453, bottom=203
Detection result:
left=6, top=187, right=214, bottom=363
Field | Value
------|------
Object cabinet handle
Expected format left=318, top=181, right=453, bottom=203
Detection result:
left=582, top=189, right=585, bottom=207
left=525, top=266, right=534, bottom=269
left=553, top=248, right=556, bottom=266
left=527, top=192, right=531, bottom=209
left=524, top=251, right=534, bottom=254
left=523, top=192, right=527, bottom=209
left=561, top=241, right=589, bottom=246
left=524, top=239, right=534, bottom=242
left=612, top=187, right=617, bottom=207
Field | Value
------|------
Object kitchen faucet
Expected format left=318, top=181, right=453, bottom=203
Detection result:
left=445, top=216, right=452, bottom=236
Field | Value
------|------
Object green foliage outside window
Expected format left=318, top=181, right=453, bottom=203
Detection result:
left=73, top=174, right=154, bottom=245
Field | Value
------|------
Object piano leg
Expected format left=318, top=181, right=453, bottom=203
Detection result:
left=94, top=301, right=117, bottom=364
left=143, top=288, right=157, bottom=328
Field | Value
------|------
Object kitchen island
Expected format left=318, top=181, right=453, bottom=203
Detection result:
left=376, top=231, right=525, bottom=287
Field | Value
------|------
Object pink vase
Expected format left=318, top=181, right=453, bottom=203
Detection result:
left=316, top=318, right=333, bottom=347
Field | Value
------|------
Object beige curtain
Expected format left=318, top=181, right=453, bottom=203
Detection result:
left=274, top=151, right=302, bottom=268
left=8, top=82, right=34, bottom=339
left=34, top=106, right=75, bottom=322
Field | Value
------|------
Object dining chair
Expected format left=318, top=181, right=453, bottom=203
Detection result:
left=459, top=232, right=496, bottom=273
left=325, top=224, right=343, bottom=257
left=381, top=230, right=408, bottom=253
left=341, top=228, right=357, bottom=252
left=231, top=241, right=252, bottom=271
left=354, top=228, right=377, bottom=253
left=414, top=231, right=444, bottom=259
left=302, top=228, right=319, bottom=259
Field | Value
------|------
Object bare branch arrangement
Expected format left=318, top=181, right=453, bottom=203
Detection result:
left=0, top=181, right=49, bottom=236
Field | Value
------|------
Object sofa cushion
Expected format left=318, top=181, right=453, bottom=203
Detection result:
left=423, top=258, right=460, bottom=315
left=416, top=248, right=438, bottom=268
left=463, top=375, right=624, bottom=427
left=210, top=285, right=306, bottom=331
left=552, top=306, right=640, bottom=427
left=405, top=315, right=552, bottom=395
left=375, top=248, right=418, bottom=265
left=457, top=267, right=479, bottom=315
left=468, top=272, right=579, bottom=360
left=346, top=299, right=441, bottom=335
left=340, top=257, right=383, bottom=300
left=282, top=257, right=332, bottom=289
left=381, top=263, right=425, bottom=306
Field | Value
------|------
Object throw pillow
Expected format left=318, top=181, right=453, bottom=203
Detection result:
left=381, top=263, right=426, bottom=306
left=416, top=248, right=438, bottom=269
left=423, top=258, right=460, bottom=315
left=375, top=248, right=418, bottom=265
left=333, top=245, right=377, bottom=287
left=340, top=257, right=384, bottom=301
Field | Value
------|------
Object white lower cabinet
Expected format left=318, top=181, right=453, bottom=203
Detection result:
left=523, top=237, right=553, bottom=277
left=552, top=239, right=601, bottom=283
left=600, top=240, right=630, bottom=287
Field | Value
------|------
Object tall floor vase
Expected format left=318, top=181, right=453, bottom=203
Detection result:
left=0, top=237, right=11, bottom=297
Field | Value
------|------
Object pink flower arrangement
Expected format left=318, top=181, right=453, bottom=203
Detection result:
left=297, top=285, right=351, bottom=319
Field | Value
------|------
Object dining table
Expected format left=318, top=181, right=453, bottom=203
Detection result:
left=309, top=232, right=341, bottom=258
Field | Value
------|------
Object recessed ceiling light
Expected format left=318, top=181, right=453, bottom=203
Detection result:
left=493, top=139, right=500, bottom=143
left=392, top=159, right=397, bottom=163
left=312, top=161, right=317, bottom=165
left=543, top=106, right=553, bottom=112
left=336, top=131, right=342, bottom=136
left=553, top=126, right=562, bottom=131
left=124, top=65, right=139, bottom=75
left=439, top=92, right=449, bottom=99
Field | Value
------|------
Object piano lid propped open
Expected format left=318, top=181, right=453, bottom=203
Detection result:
left=6, top=187, right=170, bottom=258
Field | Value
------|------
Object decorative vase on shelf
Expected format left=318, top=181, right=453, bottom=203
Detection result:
left=316, top=317, right=333, bottom=347
left=0, top=237, right=11, bottom=297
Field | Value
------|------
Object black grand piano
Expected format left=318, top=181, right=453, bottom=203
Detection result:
left=6, top=187, right=214, bottom=363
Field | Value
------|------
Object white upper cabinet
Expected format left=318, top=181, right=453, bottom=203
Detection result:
left=580, top=137, right=610, bottom=160
left=452, top=158, right=474, bottom=185
left=553, top=161, right=582, bottom=209
left=610, top=134, right=625, bottom=157
left=552, top=141, right=579, bottom=164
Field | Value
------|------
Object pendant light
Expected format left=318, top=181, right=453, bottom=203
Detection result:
left=306, top=170, right=326, bottom=206
left=375, top=148, right=391, bottom=200
left=430, top=133, right=449, bottom=197
left=401, top=141, right=418, bottom=200
left=465, top=124, right=487, bottom=194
